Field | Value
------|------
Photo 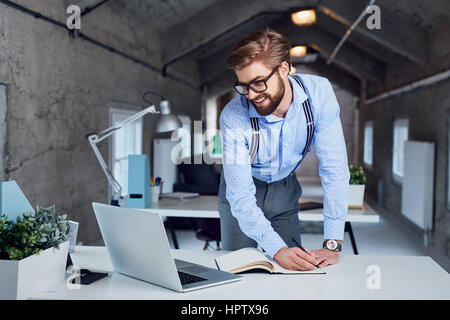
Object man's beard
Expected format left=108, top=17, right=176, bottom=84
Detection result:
left=251, top=75, right=285, bottom=116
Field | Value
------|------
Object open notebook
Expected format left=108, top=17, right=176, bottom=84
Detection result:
left=215, top=248, right=325, bottom=274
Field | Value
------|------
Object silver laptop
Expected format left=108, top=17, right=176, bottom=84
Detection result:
left=92, top=202, right=241, bottom=292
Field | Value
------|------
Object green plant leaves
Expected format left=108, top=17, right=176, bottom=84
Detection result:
left=349, top=165, right=366, bottom=185
left=0, top=206, right=69, bottom=260
left=0, top=214, right=12, bottom=258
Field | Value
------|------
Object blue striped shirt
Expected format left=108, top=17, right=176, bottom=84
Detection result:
left=220, top=74, right=350, bottom=258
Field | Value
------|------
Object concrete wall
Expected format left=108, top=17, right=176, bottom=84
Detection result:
left=0, top=1, right=202, bottom=245
left=359, top=32, right=450, bottom=260
left=0, top=84, right=6, bottom=181
left=360, top=79, right=450, bottom=259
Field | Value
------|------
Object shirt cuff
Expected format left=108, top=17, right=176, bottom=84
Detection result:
left=260, top=229, right=287, bottom=259
left=323, top=219, right=345, bottom=241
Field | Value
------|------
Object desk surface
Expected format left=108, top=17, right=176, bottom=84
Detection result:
left=144, top=195, right=379, bottom=223
left=34, top=246, right=449, bottom=300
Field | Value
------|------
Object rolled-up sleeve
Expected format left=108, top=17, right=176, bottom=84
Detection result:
left=220, top=106, right=286, bottom=258
left=312, top=79, right=350, bottom=240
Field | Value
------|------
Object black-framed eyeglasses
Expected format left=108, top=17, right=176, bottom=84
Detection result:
left=234, top=65, right=280, bottom=95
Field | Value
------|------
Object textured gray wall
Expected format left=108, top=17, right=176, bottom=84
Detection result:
left=359, top=21, right=450, bottom=263
left=360, top=80, right=450, bottom=259
left=0, top=84, right=6, bottom=181
left=0, top=2, right=202, bottom=245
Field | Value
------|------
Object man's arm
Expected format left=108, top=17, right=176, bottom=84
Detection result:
left=312, top=78, right=350, bottom=265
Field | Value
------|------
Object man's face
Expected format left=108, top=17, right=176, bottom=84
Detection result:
left=235, top=60, right=285, bottom=116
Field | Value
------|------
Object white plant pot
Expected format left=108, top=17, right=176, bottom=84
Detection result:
left=349, top=184, right=365, bottom=207
left=0, top=240, right=69, bottom=300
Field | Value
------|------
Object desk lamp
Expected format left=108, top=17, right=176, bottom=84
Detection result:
left=87, top=92, right=182, bottom=206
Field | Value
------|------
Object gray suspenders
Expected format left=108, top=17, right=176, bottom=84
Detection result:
left=249, top=117, right=260, bottom=164
left=248, top=75, right=315, bottom=176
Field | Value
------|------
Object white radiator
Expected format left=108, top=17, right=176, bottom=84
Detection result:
left=401, top=141, right=435, bottom=238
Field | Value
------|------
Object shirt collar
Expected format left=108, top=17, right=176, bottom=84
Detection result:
left=246, top=75, right=308, bottom=122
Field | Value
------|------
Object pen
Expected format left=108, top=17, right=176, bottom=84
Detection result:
left=291, top=237, right=320, bottom=269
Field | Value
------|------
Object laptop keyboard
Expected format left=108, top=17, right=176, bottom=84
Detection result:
left=178, top=271, right=207, bottom=285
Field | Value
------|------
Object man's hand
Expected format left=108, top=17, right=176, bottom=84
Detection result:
left=273, top=246, right=318, bottom=271
left=311, top=248, right=339, bottom=268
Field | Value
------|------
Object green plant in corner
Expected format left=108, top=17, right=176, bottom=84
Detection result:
left=349, top=165, right=366, bottom=185
left=0, top=205, right=70, bottom=261
left=4, top=214, right=41, bottom=260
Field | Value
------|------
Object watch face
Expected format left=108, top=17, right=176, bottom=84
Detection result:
left=326, top=240, right=338, bottom=250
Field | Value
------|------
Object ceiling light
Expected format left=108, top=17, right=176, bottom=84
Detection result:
left=290, top=45, right=307, bottom=58
left=291, top=9, right=316, bottom=26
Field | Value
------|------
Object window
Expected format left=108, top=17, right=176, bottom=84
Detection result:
left=363, top=121, right=374, bottom=166
left=176, top=115, right=191, bottom=160
left=206, top=97, right=217, bottom=136
left=205, top=96, right=219, bottom=157
left=110, top=108, right=143, bottom=197
left=204, top=91, right=236, bottom=158
left=392, top=118, right=409, bottom=182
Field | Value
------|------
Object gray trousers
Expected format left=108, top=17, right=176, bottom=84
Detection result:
left=218, top=171, right=302, bottom=251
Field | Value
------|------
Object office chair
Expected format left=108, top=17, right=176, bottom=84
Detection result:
left=173, top=158, right=221, bottom=250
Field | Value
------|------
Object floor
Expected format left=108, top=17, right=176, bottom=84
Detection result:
left=165, top=180, right=450, bottom=273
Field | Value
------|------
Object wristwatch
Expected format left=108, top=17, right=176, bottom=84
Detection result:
left=323, top=239, right=342, bottom=252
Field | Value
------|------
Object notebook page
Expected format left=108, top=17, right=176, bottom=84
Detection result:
left=215, top=248, right=273, bottom=272
left=270, top=258, right=326, bottom=274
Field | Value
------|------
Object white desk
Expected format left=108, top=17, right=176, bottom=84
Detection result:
left=34, top=246, right=450, bottom=300
left=146, top=196, right=379, bottom=222
left=144, top=195, right=379, bottom=254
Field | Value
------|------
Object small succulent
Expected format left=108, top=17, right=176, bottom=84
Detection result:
left=349, top=165, right=366, bottom=185
left=32, top=205, right=70, bottom=249
left=0, top=206, right=70, bottom=261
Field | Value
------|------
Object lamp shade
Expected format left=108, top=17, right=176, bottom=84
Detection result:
left=156, top=100, right=182, bottom=133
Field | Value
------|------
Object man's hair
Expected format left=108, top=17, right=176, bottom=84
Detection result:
left=226, top=27, right=291, bottom=71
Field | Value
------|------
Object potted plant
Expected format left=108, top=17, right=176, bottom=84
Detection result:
left=349, top=165, right=366, bottom=208
left=0, top=205, right=70, bottom=300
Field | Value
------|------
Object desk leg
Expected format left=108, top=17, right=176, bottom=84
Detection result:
left=167, top=218, right=179, bottom=249
left=345, top=222, right=358, bottom=255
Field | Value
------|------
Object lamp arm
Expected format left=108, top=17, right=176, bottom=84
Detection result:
left=88, top=134, right=123, bottom=199
left=87, top=104, right=159, bottom=201
left=96, top=105, right=158, bottom=143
